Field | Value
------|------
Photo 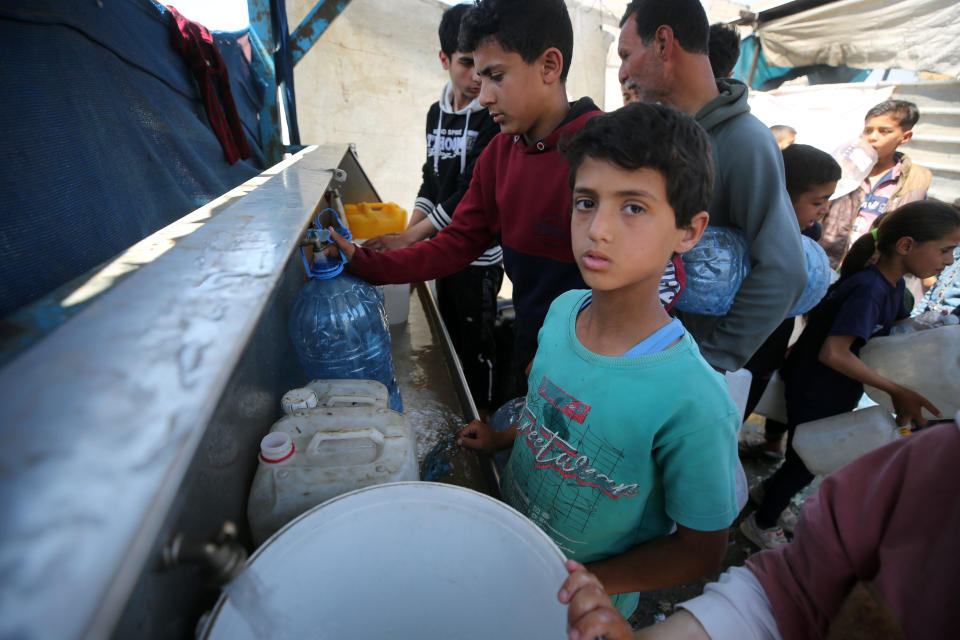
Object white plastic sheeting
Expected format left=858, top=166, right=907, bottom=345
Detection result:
left=757, top=0, right=960, bottom=78
left=747, top=83, right=895, bottom=154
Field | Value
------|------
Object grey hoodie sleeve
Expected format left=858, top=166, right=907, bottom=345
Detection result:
left=689, top=120, right=807, bottom=371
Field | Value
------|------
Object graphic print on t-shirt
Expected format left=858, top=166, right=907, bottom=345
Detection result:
left=503, top=376, right=640, bottom=552
left=426, top=127, right=479, bottom=166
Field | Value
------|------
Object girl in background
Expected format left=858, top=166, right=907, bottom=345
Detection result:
left=741, top=200, right=959, bottom=549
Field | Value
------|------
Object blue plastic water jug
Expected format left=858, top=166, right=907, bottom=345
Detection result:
left=788, top=235, right=831, bottom=317
left=288, top=211, right=403, bottom=412
left=675, top=227, right=750, bottom=316
left=676, top=227, right=832, bottom=317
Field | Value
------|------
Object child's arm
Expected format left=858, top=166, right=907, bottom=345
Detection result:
left=819, top=334, right=941, bottom=426
left=584, top=525, right=728, bottom=595
left=456, top=420, right=516, bottom=454
left=560, top=560, right=712, bottom=640
left=363, top=214, right=437, bottom=252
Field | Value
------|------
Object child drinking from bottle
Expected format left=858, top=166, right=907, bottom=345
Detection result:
left=741, top=200, right=959, bottom=549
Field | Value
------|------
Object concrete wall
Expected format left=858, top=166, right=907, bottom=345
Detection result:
left=290, top=0, right=613, bottom=212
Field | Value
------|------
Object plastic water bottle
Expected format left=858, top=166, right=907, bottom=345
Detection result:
left=288, top=215, right=403, bottom=412
left=830, top=139, right=878, bottom=199
left=489, top=397, right=526, bottom=475
left=677, top=227, right=832, bottom=317
left=675, top=226, right=750, bottom=316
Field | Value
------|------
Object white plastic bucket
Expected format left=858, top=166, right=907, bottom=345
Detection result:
left=204, top=482, right=569, bottom=639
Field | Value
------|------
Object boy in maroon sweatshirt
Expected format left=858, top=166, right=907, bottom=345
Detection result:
left=332, top=0, right=682, bottom=395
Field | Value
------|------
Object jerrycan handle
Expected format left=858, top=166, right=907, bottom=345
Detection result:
left=299, top=208, right=353, bottom=279
left=307, top=427, right=385, bottom=454
left=325, top=395, right=378, bottom=408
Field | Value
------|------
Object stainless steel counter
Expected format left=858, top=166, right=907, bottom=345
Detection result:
left=0, top=145, right=492, bottom=640
left=392, top=282, right=496, bottom=495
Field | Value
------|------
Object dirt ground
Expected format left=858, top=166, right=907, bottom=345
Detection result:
left=626, top=414, right=821, bottom=630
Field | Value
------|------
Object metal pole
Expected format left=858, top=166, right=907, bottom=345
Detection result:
left=747, top=36, right=762, bottom=88
left=270, top=0, right=301, bottom=146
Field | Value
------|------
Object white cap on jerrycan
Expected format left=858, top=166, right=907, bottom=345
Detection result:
left=793, top=405, right=899, bottom=476
left=280, top=388, right=318, bottom=414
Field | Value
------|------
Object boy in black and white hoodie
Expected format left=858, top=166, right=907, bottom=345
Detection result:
left=365, top=3, right=502, bottom=418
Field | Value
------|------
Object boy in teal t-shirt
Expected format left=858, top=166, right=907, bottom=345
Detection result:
left=458, top=103, right=740, bottom=617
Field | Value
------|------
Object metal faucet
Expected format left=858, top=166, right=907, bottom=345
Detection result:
left=161, top=521, right=248, bottom=586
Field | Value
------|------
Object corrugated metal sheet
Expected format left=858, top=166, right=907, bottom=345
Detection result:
left=893, top=80, right=960, bottom=204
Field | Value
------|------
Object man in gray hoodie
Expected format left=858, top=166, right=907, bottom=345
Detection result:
left=617, top=0, right=806, bottom=373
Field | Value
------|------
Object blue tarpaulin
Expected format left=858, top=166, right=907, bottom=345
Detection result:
left=733, top=35, right=871, bottom=91
left=0, top=0, right=266, bottom=318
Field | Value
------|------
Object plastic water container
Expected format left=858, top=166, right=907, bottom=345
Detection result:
left=724, top=368, right=753, bottom=423
left=723, top=370, right=752, bottom=512
left=343, top=202, right=407, bottom=239
left=247, top=403, right=417, bottom=544
left=676, top=226, right=750, bottom=316
left=788, top=235, right=831, bottom=316
left=677, top=228, right=832, bottom=317
left=793, top=405, right=899, bottom=476
left=206, top=483, right=569, bottom=639
left=489, top=397, right=526, bottom=474
left=831, top=139, right=878, bottom=199
left=380, top=283, right=411, bottom=325
left=281, top=379, right=390, bottom=414
left=288, top=220, right=402, bottom=412
left=752, top=369, right=788, bottom=423
left=860, top=324, right=960, bottom=419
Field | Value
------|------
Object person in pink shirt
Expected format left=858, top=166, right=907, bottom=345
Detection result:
left=559, top=421, right=960, bottom=640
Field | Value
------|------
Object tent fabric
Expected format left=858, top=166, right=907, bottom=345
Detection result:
left=0, top=0, right=265, bottom=319
left=757, top=0, right=960, bottom=79
left=734, top=35, right=870, bottom=90
left=746, top=83, right=896, bottom=154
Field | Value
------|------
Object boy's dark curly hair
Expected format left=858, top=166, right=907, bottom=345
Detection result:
left=560, top=102, right=714, bottom=227
left=708, top=23, right=740, bottom=78
left=439, top=3, right=472, bottom=58
left=866, top=99, right=920, bottom=131
left=781, top=144, right=841, bottom=201
left=459, top=0, right=573, bottom=81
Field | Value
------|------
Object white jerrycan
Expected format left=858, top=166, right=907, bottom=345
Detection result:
left=724, top=369, right=752, bottom=512
left=280, top=379, right=390, bottom=414
left=724, top=368, right=752, bottom=424
left=752, top=370, right=788, bottom=424
left=860, top=325, right=960, bottom=419
left=793, top=405, right=899, bottom=476
left=248, top=381, right=417, bottom=545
